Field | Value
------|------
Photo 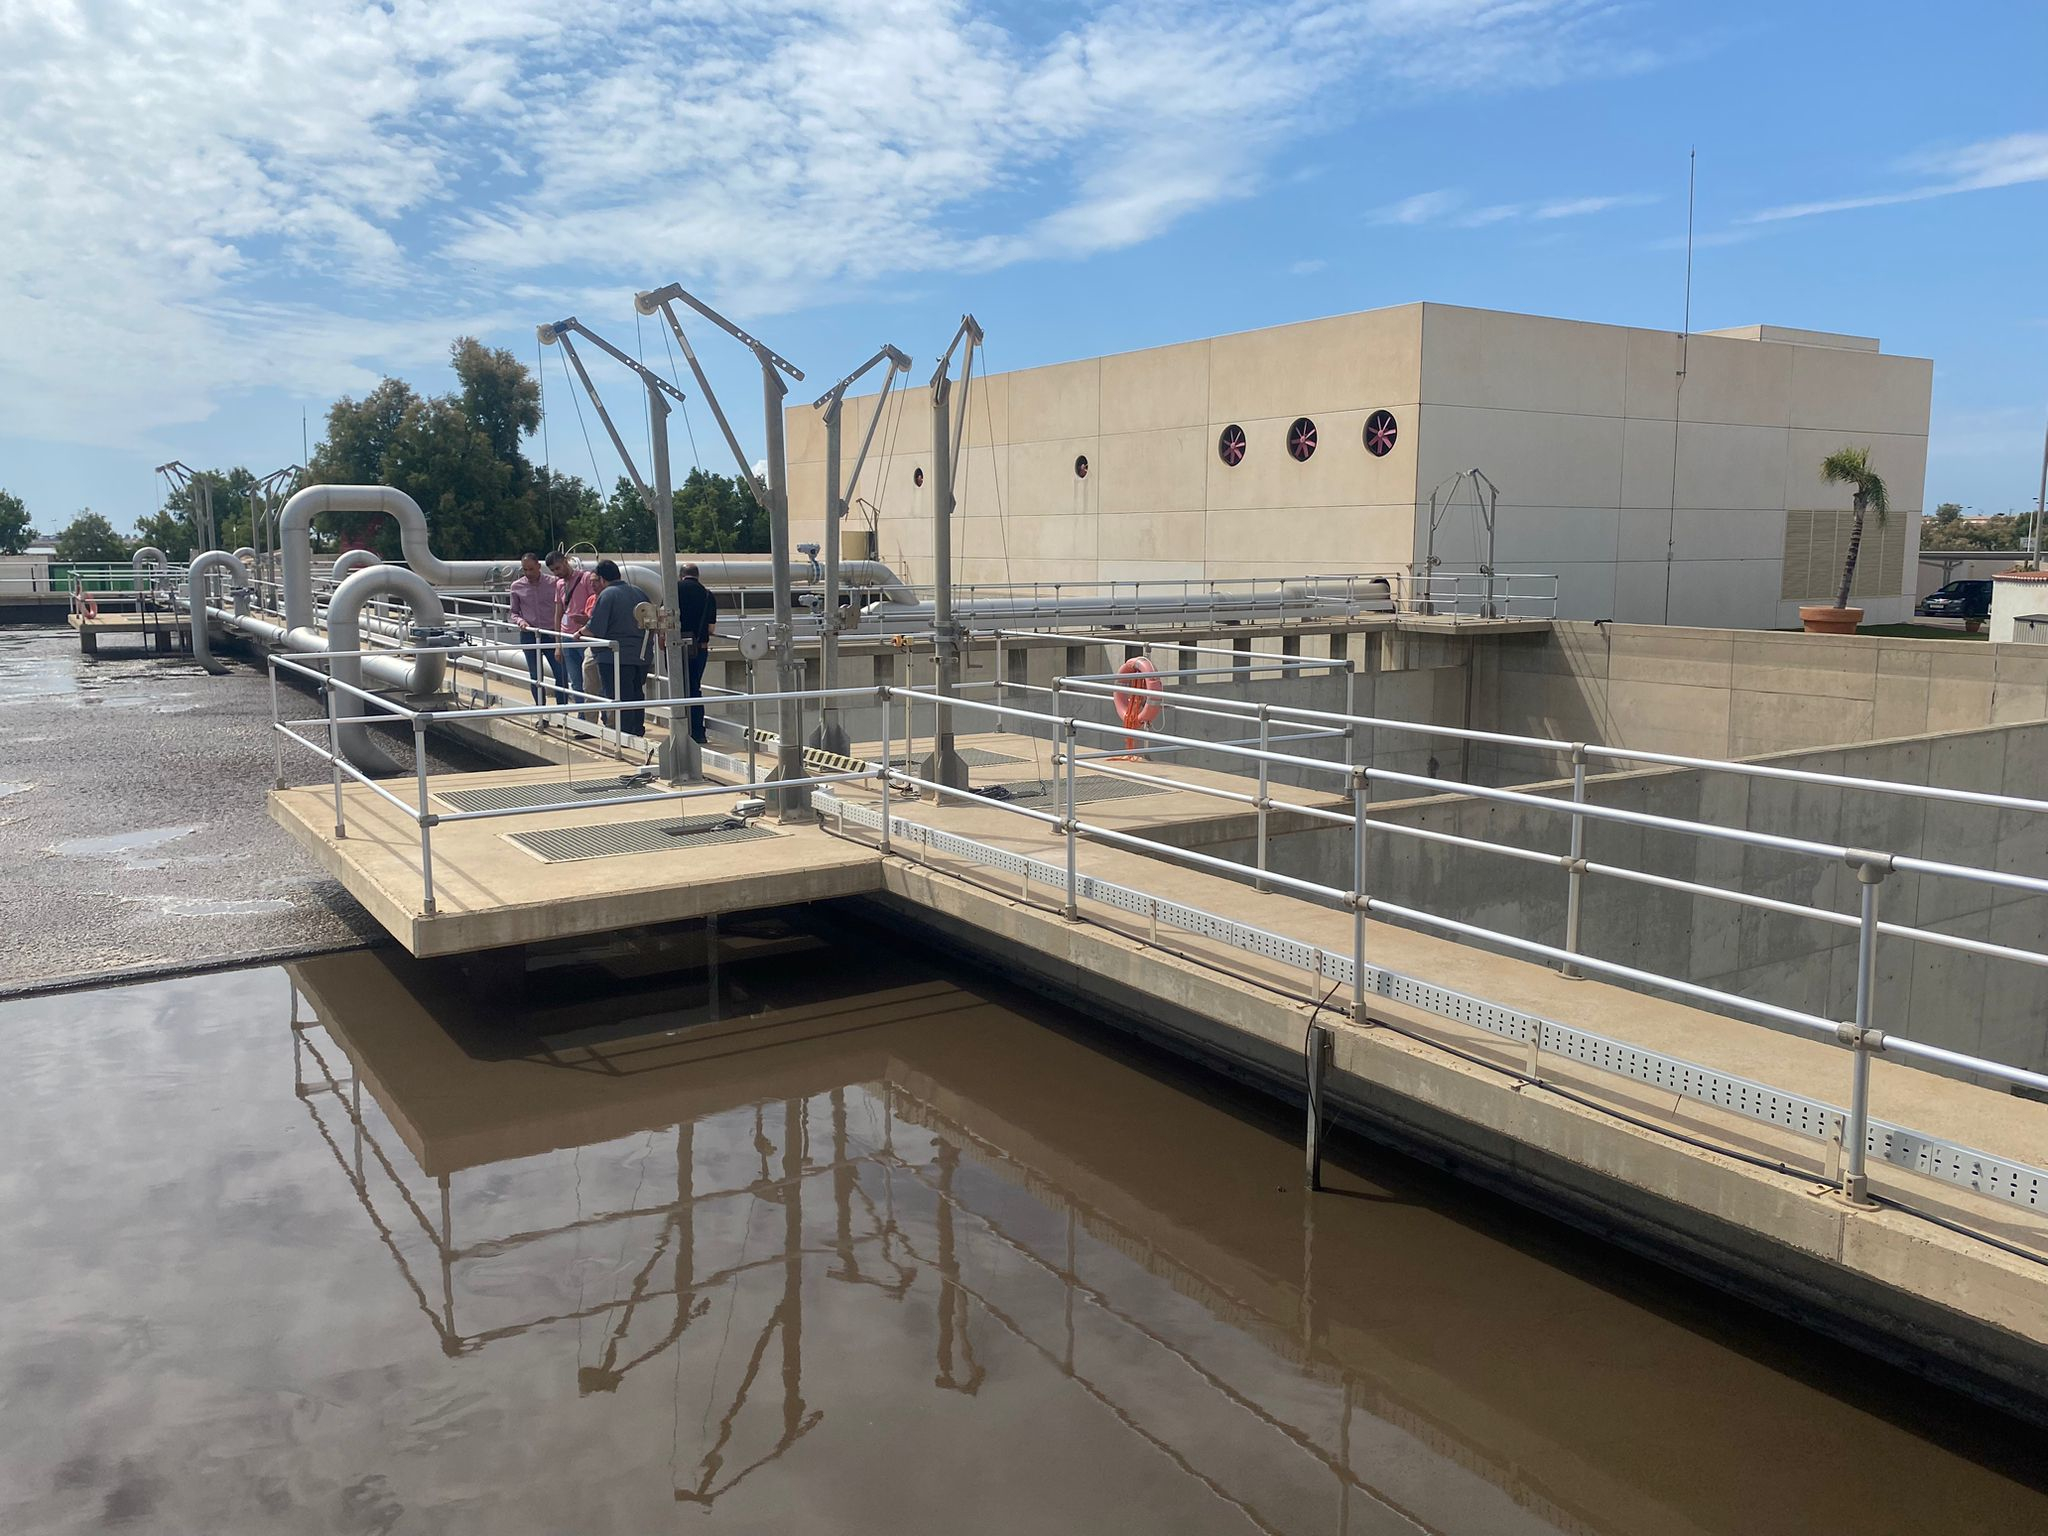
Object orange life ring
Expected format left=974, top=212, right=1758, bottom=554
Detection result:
left=1113, top=656, right=1162, bottom=757
left=81, top=592, right=99, bottom=621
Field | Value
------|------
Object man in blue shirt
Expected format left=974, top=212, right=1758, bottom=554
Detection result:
left=583, top=560, right=648, bottom=737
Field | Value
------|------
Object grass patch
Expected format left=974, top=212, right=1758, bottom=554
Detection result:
left=1855, top=623, right=1987, bottom=641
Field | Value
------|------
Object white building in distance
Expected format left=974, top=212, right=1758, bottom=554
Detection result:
left=786, top=302, right=1931, bottom=629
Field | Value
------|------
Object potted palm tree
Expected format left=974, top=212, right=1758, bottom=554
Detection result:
left=1799, top=446, right=1890, bottom=634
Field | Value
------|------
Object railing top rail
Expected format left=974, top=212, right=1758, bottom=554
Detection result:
left=1064, top=675, right=2048, bottom=821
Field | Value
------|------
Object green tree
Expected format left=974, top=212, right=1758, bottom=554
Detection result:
left=453, top=338, right=540, bottom=468
left=0, top=489, right=29, bottom=555
left=676, top=468, right=769, bottom=551
left=1821, top=446, right=1891, bottom=609
left=382, top=395, right=542, bottom=559
left=532, top=468, right=603, bottom=551
left=54, top=510, right=127, bottom=564
left=307, top=376, right=424, bottom=554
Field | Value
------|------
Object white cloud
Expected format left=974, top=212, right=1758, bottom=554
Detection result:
left=1376, top=188, right=1654, bottom=228
left=1746, top=130, right=2048, bottom=223
left=1371, top=188, right=1467, bottom=225
left=1532, top=193, right=1656, bottom=219
left=0, top=0, right=1659, bottom=449
left=1288, top=258, right=1329, bottom=276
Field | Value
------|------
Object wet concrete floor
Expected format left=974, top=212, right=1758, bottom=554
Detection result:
left=2, top=906, right=2045, bottom=1534
left=0, top=626, right=488, bottom=992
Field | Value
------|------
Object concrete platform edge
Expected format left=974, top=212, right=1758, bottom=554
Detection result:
left=860, top=868, right=2048, bottom=1426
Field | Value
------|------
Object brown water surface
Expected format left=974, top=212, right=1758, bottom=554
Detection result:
left=2, top=910, right=2043, bottom=1534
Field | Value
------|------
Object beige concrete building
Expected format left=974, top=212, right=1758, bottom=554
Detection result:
left=785, top=303, right=1931, bottom=629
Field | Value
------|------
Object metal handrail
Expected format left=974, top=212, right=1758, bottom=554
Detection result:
left=261, top=651, right=2048, bottom=1211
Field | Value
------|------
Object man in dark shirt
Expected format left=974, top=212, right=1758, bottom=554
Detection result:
left=674, top=563, right=719, bottom=745
left=583, top=560, right=649, bottom=737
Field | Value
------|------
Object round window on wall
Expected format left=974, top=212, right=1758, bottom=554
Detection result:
left=1363, top=409, right=1399, bottom=457
left=1217, top=424, right=1247, bottom=466
left=1287, top=417, right=1318, bottom=462
left=913, top=467, right=925, bottom=488
left=1074, top=455, right=1089, bottom=479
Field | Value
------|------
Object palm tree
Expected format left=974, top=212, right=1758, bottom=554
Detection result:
left=1821, top=446, right=1890, bottom=611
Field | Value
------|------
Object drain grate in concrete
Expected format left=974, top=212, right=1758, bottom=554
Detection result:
left=508, top=816, right=775, bottom=862
left=438, top=776, right=655, bottom=814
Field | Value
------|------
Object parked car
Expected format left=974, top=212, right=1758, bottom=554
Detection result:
left=1917, top=579, right=1992, bottom=620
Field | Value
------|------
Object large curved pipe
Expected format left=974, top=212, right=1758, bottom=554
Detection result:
left=186, top=551, right=251, bottom=674
left=331, top=548, right=382, bottom=581
left=325, top=566, right=449, bottom=770
left=233, top=546, right=257, bottom=564
left=279, top=484, right=519, bottom=632
left=133, top=546, right=167, bottom=571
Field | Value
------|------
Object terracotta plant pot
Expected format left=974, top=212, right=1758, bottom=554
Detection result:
left=1799, top=604, right=1863, bottom=635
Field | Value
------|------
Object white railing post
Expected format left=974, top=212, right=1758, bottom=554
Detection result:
left=1561, top=743, right=1589, bottom=980
left=1342, top=658, right=1359, bottom=768
left=1063, top=717, right=1079, bottom=920
left=1351, top=768, right=1368, bottom=1022
left=878, top=687, right=893, bottom=856
left=413, top=713, right=437, bottom=916
left=1840, top=856, right=1888, bottom=1206
left=1255, top=704, right=1271, bottom=892
left=326, top=677, right=347, bottom=838
left=269, top=659, right=285, bottom=788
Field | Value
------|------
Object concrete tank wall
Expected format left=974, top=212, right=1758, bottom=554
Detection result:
left=1471, top=622, right=2048, bottom=781
left=1250, top=719, right=2048, bottom=1079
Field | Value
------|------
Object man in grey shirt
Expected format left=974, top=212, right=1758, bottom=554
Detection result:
left=583, top=560, right=648, bottom=737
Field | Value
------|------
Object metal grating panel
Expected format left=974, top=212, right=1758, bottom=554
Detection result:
left=508, top=815, right=775, bottom=862
left=958, top=748, right=1027, bottom=767
left=815, top=788, right=2048, bottom=1214
left=439, top=775, right=654, bottom=813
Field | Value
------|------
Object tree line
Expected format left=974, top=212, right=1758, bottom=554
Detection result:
left=1920, top=502, right=2037, bottom=553
left=0, top=336, right=770, bottom=565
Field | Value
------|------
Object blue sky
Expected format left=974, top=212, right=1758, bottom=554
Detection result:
left=2, top=0, right=2043, bottom=534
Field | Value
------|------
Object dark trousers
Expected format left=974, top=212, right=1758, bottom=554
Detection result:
left=596, top=654, right=647, bottom=737
left=519, top=636, right=550, bottom=705
left=686, top=645, right=710, bottom=743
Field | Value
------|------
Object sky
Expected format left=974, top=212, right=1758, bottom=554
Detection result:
left=1, top=0, right=2043, bottom=534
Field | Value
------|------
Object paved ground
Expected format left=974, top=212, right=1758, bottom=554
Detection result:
left=0, top=626, right=491, bottom=993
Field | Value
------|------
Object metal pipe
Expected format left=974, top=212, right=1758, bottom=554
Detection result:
left=1562, top=746, right=1588, bottom=979
left=1063, top=718, right=1078, bottom=919
left=332, top=548, right=382, bottom=581
left=185, top=550, right=250, bottom=674
left=1255, top=707, right=1271, bottom=891
left=1351, top=774, right=1368, bottom=1021
left=921, top=314, right=981, bottom=792
left=1841, top=863, right=1884, bottom=1205
left=413, top=714, right=437, bottom=915
left=324, top=566, right=449, bottom=770
left=878, top=688, right=893, bottom=856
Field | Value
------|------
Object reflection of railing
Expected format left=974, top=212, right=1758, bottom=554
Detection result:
left=286, top=986, right=922, bottom=1506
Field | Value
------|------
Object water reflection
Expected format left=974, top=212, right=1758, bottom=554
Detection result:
left=3, top=911, right=2045, bottom=1534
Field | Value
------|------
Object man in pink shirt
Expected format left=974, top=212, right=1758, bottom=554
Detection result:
left=508, top=552, right=562, bottom=705
left=548, top=550, right=599, bottom=704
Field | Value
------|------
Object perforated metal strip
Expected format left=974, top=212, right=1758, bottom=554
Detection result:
left=821, top=790, right=2048, bottom=1214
